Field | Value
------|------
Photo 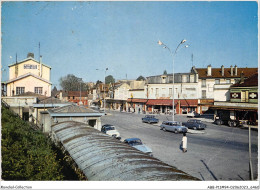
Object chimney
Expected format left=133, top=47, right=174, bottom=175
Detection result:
left=207, top=65, right=212, bottom=76
left=240, top=71, right=244, bottom=84
left=221, top=65, right=224, bottom=76
left=27, top=52, right=34, bottom=58
left=234, top=65, right=238, bottom=76
left=230, top=65, right=233, bottom=76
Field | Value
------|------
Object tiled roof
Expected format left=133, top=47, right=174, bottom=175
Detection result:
left=67, top=91, right=88, bottom=97
left=38, top=97, right=69, bottom=104
left=231, top=73, right=258, bottom=87
left=196, top=67, right=257, bottom=79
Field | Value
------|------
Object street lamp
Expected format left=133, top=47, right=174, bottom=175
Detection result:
left=158, top=39, right=189, bottom=121
left=96, top=68, right=108, bottom=115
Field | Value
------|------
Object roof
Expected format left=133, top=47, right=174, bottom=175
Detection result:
left=48, top=104, right=104, bottom=117
left=67, top=91, right=88, bottom=97
left=231, top=73, right=258, bottom=87
left=196, top=67, right=257, bottom=79
left=146, top=73, right=193, bottom=78
left=8, top=57, right=51, bottom=69
left=5, top=72, right=52, bottom=84
left=38, top=97, right=68, bottom=104
left=51, top=121, right=199, bottom=181
left=14, top=91, right=47, bottom=100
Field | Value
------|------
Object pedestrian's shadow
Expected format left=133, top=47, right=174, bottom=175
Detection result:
left=179, top=143, right=183, bottom=151
left=200, top=160, right=218, bottom=180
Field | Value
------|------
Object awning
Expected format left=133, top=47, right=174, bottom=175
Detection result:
left=127, top=98, right=148, bottom=103
left=106, top=99, right=125, bottom=103
left=210, top=105, right=258, bottom=112
left=146, top=99, right=173, bottom=106
left=146, top=99, right=198, bottom=107
left=178, top=99, right=198, bottom=107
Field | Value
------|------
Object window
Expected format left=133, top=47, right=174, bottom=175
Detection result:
left=34, top=87, right=43, bottom=94
left=202, top=90, right=206, bottom=99
left=202, top=79, right=206, bottom=87
left=169, top=88, right=172, bottom=96
left=155, top=88, right=159, bottom=96
left=226, top=79, right=231, bottom=84
left=215, top=79, right=220, bottom=84
left=16, top=87, right=25, bottom=95
left=162, top=88, right=166, bottom=97
left=182, top=75, right=189, bottom=83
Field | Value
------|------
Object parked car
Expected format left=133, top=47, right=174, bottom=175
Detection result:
left=187, top=111, right=200, bottom=118
left=160, top=121, right=188, bottom=133
left=101, top=124, right=121, bottom=139
left=142, top=115, right=159, bottom=124
left=182, top=119, right=206, bottom=130
left=124, top=138, right=153, bottom=156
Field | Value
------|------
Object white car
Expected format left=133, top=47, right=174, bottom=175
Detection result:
left=187, top=111, right=200, bottom=118
left=101, top=124, right=121, bottom=140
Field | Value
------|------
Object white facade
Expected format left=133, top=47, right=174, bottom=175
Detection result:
left=147, top=83, right=199, bottom=100
left=114, top=83, right=130, bottom=100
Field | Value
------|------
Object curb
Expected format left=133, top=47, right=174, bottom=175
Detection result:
left=187, top=129, right=205, bottom=134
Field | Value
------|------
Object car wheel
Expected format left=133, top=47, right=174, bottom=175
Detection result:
left=216, top=120, right=221, bottom=125
left=148, top=121, right=151, bottom=124
left=162, top=127, right=166, bottom=132
left=174, top=129, right=178, bottom=134
left=193, top=127, right=196, bottom=130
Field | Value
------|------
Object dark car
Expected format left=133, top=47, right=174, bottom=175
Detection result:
left=124, top=138, right=153, bottom=156
left=142, top=115, right=159, bottom=124
left=182, top=119, right=206, bottom=130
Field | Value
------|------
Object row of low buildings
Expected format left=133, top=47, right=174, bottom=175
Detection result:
left=1, top=53, right=258, bottom=127
left=83, top=65, right=258, bottom=126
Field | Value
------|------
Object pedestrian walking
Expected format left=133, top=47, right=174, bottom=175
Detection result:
left=182, top=133, right=187, bottom=153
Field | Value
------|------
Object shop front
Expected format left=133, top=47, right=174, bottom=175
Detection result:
left=126, top=98, right=148, bottom=113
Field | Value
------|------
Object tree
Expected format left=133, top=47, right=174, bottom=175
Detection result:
left=51, top=86, right=58, bottom=97
left=105, top=75, right=115, bottom=84
left=163, top=70, right=167, bottom=75
left=59, top=74, right=88, bottom=91
left=96, top=80, right=103, bottom=86
left=136, top=75, right=146, bottom=81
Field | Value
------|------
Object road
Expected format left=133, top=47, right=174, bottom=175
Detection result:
left=101, top=110, right=258, bottom=181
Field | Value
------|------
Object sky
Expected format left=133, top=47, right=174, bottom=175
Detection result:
left=1, top=1, right=258, bottom=89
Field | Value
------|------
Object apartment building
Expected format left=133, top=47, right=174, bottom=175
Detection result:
left=192, top=65, right=258, bottom=113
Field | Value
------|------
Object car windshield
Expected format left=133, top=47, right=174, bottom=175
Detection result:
left=128, top=139, right=142, bottom=146
left=106, top=126, right=115, bottom=131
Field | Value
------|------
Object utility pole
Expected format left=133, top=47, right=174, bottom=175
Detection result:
left=249, top=125, right=254, bottom=180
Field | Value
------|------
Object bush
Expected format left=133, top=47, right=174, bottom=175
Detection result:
left=1, top=106, right=64, bottom=180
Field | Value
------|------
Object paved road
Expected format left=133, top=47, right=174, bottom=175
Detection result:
left=101, top=110, right=258, bottom=181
